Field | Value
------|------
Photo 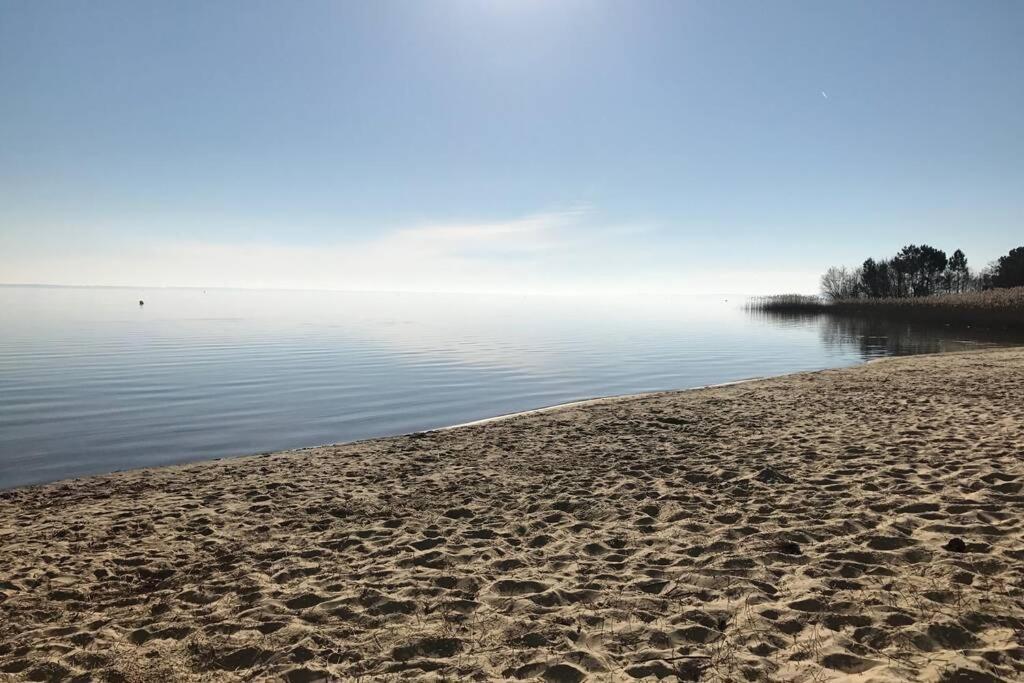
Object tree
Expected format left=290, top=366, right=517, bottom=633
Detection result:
left=890, top=251, right=912, bottom=297
left=919, top=245, right=948, bottom=295
left=991, top=246, right=1024, bottom=288
left=947, top=249, right=968, bottom=293
left=892, top=244, right=947, bottom=297
left=820, top=266, right=860, bottom=300
left=860, top=258, right=894, bottom=298
left=824, top=245, right=1010, bottom=299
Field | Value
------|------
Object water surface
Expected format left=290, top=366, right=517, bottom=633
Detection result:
left=1, top=286, right=1020, bottom=488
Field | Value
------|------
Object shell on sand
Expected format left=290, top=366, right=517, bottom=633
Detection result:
left=1, top=348, right=1023, bottom=681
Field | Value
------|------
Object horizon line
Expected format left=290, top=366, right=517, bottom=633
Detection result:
left=0, top=282, right=779, bottom=298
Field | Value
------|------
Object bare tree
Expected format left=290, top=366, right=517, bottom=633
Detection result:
left=820, top=266, right=860, bottom=300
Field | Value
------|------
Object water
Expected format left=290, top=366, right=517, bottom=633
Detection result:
left=2, top=286, right=1020, bottom=489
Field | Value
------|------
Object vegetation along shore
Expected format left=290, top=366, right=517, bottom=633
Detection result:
left=2, top=347, right=1023, bottom=681
left=749, top=287, right=1024, bottom=329
left=749, top=244, right=1024, bottom=330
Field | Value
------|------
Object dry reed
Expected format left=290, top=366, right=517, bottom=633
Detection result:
left=747, top=287, right=1024, bottom=329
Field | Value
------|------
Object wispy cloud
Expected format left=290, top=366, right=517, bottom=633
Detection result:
left=1, top=206, right=820, bottom=295
left=376, top=207, right=585, bottom=258
left=1, top=207, right=597, bottom=292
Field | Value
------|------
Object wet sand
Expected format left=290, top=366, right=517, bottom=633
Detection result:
left=1, top=347, right=1023, bottom=681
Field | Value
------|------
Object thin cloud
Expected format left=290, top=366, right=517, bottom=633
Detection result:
left=383, top=208, right=585, bottom=255
left=1, top=206, right=819, bottom=295
left=1, top=208, right=597, bottom=292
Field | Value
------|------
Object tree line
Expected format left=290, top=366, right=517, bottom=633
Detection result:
left=820, top=245, right=1024, bottom=300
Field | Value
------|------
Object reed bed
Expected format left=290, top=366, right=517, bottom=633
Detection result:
left=748, top=287, right=1024, bottom=329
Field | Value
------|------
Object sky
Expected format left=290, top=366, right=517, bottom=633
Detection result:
left=1, top=0, right=1022, bottom=294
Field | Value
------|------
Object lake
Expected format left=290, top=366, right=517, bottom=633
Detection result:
left=2, top=285, right=1020, bottom=489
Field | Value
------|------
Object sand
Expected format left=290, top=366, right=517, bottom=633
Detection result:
left=1, top=348, right=1023, bottom=682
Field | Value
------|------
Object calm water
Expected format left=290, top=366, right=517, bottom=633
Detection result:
left=2, top=286, right=1021, bottom=489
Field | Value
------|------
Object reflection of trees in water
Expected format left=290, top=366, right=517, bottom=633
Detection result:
left=750, top=310, right=1024, bottom=360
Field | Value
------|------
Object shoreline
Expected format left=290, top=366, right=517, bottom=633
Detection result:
left=1, top=346, right=1011, bottom=493
left=2, top=347, right=1023, bottom=681
left=1, top=373, right=799, bottom=493
left=2, top=372, right=827, bottom=494
left=434, top=376, right=770, bottom=431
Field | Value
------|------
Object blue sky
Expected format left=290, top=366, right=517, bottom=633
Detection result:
left=1, top=1, right=1022, bottom=293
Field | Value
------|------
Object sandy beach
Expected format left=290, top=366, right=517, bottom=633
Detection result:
left=1, top=347, right=1022, bottom=682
